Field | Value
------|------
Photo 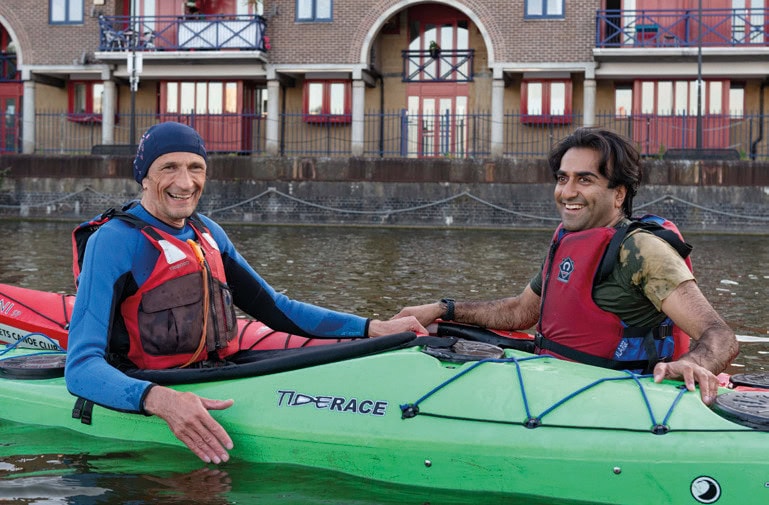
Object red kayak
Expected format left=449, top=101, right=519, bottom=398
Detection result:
left=0, top=283, right=532, bottom=353
left=0, top=283, right=374, bottom=351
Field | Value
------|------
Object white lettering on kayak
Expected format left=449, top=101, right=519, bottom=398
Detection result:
left=0, top=298, right=22, bottom=318
left=277, top=390, right=387, bottom=416
left=0, top=323, right=62, bottom=350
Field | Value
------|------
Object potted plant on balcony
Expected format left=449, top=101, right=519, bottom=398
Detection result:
left=428, top=40, right=441, bottom=59
left=184, top=0, right=201, bottom=18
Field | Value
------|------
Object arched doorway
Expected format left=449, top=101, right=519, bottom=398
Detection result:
left=405, top=4, right=471, bottom=157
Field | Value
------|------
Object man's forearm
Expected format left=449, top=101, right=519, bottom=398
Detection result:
left=680, top=324, right=739, bottom=375
left=455, top=295, right=539, bottom=331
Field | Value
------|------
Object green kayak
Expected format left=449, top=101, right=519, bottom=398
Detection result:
left=1, top=331, right=767, bottom=505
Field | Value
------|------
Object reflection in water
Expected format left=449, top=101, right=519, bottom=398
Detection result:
left=1, top=455, right=232, bottom=504
left=0, top=420, right=550, bottom=505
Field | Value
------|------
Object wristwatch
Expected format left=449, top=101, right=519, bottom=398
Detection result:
left=440, top=298, right=455, bottom=321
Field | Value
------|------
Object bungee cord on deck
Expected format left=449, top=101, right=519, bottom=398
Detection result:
left=399, top=353, right=754, bottom=434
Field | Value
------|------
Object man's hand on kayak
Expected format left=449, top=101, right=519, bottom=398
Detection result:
left=390, top=303, right=445, bottom=328
left=143, top=386, right=234, bottom=464
left=653, top=360, right=720, bottom=405
left=368, top=316, right=428, bottom=337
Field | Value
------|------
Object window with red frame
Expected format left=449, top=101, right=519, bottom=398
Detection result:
left=304, top=81, right=351, bottom=123
left=521, top=80, right=572, bottom=124
left=68, top=81, right=104, bottom=123
left=163, top=81, right=239, bottom=114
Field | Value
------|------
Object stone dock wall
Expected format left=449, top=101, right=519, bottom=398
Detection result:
left=1, top=155, right=768, bottom=233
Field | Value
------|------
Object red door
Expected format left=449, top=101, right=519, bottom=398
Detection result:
left=406, top=84, right=468, bottom=158
left=159, top=81, right=245, bottom=153
left=152, top=0, right=182, bottom=49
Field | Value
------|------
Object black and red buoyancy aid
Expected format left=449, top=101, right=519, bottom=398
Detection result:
left=535, top=215, right=693, bottom=374
left=72, top=206, right=238, bottom=369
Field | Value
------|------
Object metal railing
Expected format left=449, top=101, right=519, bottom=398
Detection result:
left=4, top=109, right=767, bottom=160
left=401, top=49, right=475, bottom=82
left=596, top=111, right=756, bottom=158
left=98, top=14, right=268, bottom=52
left=596, top=8, right=769, bottom=48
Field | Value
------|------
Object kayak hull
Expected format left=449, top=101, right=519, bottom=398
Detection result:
left=1, top=344, right=768, bottom=505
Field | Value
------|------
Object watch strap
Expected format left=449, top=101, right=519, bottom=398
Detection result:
left=440, top=298, right=455, bottom=321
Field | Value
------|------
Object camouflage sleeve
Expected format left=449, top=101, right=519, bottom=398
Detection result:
left=617, top=230, right=696, bottom=311
left=528, top=256, right=545, bottom=296
left=529, top=271, right=542, bottom=297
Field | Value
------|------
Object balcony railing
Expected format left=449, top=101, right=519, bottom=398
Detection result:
left=98, top=14, right=268, bottom=52
left=596, top=8, right=768, bottom=48
left=402, top=49, right=474, bottom=82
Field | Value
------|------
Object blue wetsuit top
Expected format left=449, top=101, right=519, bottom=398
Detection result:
left=65, top=203, right=368, bottom=413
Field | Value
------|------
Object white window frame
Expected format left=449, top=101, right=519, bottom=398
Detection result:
left=296, top=0, right=333, bottom=22
left=524, top=0, right=564, bottom=19
left=50, top=0, right=84, bottom=25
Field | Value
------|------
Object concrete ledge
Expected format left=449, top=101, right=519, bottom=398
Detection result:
left=663, top=148, right=740, bottom=161
left=1, top=154, right=768, bottom=186
left=91, top=144, right=138, bottom=156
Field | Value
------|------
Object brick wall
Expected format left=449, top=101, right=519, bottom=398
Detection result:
left=0, top=0, right=116, bottom=66
left=268, top=0, right=598, bottom=65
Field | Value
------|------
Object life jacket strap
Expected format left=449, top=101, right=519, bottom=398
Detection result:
left=534, top=331, right=671, bottom=374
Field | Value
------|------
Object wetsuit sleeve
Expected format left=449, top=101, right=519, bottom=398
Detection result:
left=200, top=216, right=368, bottom=337
left=617, top=231, right=696, bottom=311
left=64, top=222, right=154, bottom=413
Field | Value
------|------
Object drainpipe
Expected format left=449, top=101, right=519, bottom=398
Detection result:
left=280, top=82, right=286, bottom=156
left=378, top=72, right=384, bottom=157
left=750, top=80, right=768, bottom=160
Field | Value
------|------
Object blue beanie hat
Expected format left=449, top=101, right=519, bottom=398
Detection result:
left=133, top=122, right=208, bottom=184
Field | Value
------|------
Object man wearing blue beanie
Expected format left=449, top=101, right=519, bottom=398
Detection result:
left=133, top=121, right=208, bottom=185
left=66, top=122, right=427, bottom=464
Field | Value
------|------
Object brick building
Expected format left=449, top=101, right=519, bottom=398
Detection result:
left=1, top=1, right=768, bottom=158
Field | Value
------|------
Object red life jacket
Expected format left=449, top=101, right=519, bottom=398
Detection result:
left=72, top=206, right=147, bottom=285
left=72, top=207, right=238, bottom=369
left=535, top=215, right=693, bottom=373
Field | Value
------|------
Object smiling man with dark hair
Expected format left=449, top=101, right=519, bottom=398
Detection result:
left=394, top=127, right=738, bottom=405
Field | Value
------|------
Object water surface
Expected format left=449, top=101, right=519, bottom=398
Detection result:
left=1, top=220, right=767, bottom=503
